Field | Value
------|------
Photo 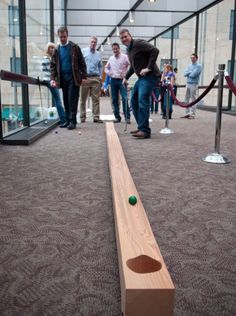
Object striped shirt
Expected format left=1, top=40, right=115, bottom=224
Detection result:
left=42, top=55, right=51, bottom=81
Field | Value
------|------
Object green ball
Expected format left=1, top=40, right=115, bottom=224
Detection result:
left=128, top=195, right=137, bottom=205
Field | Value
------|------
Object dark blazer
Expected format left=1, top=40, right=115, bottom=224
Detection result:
left=125, top=39, right=161, bottom=80
left=50, top=41, right=87, bottom=87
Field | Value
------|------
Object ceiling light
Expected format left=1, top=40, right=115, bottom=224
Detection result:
left=101, top=45, right=104, bottom=52
left=129, top=11, right=134, bottom=23
left=116, top=26, right=119, bottom=36
left=107, top=37, right=111, bottom=45
left=148, top=0, right=157, bottom=2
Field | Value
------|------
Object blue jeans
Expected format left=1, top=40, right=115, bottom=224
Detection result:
left=150, top=87, right=160, bottom=113
left=163, top=89, right=173, bottom=113
left=131, top=76, right=157, bottom=135
left=45, top=82, right=66, bottom=124
left=110, top=78, right=130, bottom=120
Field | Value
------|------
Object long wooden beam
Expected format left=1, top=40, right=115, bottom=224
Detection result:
left=106, top=122, right=174, bottom=316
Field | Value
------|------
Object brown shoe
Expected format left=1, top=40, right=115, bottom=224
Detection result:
left=132, top=131, right=150, bottom=139
left=80, top=118, right=86, bottom=123
left=180, top=114, right=190, bottom=118
left=130, top=129, right=139, bottom=134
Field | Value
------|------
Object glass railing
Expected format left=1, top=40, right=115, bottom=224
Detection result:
left=0, top=70, right=53, bottom=139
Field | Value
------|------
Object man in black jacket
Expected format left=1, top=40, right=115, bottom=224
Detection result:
left=120, top=29, right=160, bottom=138
left=50, top=26, right=87, bottom=130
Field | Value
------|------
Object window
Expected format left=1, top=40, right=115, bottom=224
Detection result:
left=162, top=26, right=179, bottom=39
left=227, top=60, right=236, bottom=82
left=229, top=10, right=235, bottom=40
left=160, top=59, right=178, bottom=71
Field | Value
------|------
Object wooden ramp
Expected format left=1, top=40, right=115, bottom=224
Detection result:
left=106, top=122, right=174, bottom=316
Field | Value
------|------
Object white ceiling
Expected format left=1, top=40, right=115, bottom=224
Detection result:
left=66, top=0, right=222, bottom=58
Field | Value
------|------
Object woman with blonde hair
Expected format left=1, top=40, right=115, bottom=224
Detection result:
left=161, top=64, right=175, bottom=119
left=42, top=42, right=66, bottom=126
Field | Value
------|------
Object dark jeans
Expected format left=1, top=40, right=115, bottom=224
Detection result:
left=131, top=76, right=157, bottom=135
left=110, top=78, right=130, bottom=120
left=60, top=73, right=79, bottom=125
left=45, top=81, right=66, bottom=124
left=164, top=89, right=173, bottom=112
left=150, top=86, right=160, bottom=113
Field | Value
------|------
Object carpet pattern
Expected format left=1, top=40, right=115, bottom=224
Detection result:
left=0, top=99, right=236, bottom=316
left=0, top=119, right=121, bottom=316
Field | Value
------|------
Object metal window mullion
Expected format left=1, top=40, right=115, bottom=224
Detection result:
left=19, top=0, right=29, bottom=127
left=228, top=2, right=236, bottom=110
left=50, top=0, right=54, bottom=42
left=170, top=28, right=173, bottom=65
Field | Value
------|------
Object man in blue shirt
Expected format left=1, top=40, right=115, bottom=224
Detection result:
left=80, top=37, right=103, bottom=123
left=50, top=26, right=87, bottom=130
left=182, top=53, right=202, bottom=119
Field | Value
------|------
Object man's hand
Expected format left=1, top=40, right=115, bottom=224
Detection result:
left=122, top=78, right=128, bottom=86
left=81, top=79, right=88, bottom=85
left=50, top=80, right=57, bottom=88
left=140, top=68, right=151, bottom=76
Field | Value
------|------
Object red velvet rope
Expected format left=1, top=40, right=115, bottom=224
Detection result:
left=168, top=76, right=218, bottom=108
left=225, top=75, right=236, bottom=96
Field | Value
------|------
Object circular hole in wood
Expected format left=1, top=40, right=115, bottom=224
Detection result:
left=126, top=255, right=162, bottom=274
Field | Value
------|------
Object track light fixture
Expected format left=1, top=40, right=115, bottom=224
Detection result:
left=129, top=11, right=134, bottom=23
left=116, top=26, right=119, bottom=36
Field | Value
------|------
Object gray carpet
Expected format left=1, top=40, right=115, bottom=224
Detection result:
left=0, top=98, right=236, bottom=316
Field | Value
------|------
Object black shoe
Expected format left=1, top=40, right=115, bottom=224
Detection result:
left=93, top=119, right=103, bottom=123
left=126, top=119, right=131, bottom=124
left=59, top=122, right=69, bottom=128
left=113, top=119, right=121, bottom=123
left=67, top=122, right=76, bottom=130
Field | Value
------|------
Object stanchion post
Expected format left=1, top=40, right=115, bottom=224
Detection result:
left=165, top=85, right=169, bottom=129
left=202, top=64, right=230, bottom=164
left=214, top=64, right=224, bottom=154
left=160, top=80, right=174, bottom=134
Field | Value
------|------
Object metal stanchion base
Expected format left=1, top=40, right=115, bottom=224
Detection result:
left=160, top=128, right=174, bottom=134
left=202, top=152, right=230, bottom=164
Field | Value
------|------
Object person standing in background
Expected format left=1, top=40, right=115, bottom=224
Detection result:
left=161, top=64, right=175, bottom=119
left=42, top=42, right=66, bottom=127
left=50, top=26, right=87, bottom=130
left=182, top=53, right=202, bottom=119
left=80, top=37, right=103, bottom=123
left=120, top=29, right=161, bottom=139
left=173, top=67, right=178, bottom=100
left=105, top=43, right=130, bottom=124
